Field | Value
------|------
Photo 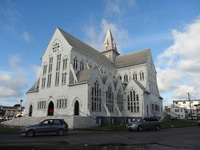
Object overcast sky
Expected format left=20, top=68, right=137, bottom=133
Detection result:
left=0, top=0, right=200, bottom=107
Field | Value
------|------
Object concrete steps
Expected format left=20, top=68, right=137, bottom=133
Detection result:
left=1, top=115, right=97, bottom=129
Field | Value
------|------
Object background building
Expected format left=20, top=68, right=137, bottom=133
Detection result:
left=172, top=99, right=200, bottom=119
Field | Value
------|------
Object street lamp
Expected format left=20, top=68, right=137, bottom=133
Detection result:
left=20, top=100, right=23, bottom=109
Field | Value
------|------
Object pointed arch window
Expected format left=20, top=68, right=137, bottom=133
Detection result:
left=106, top=85, right=113, bottom=112
left=91, top=80, right=101, bottom=111
left=55, top=54, right=61, bottom=86
left=140, top=71, right=144, bottom=81
left=56, top=54, right=61, bottom=71
left=117, top=88, right=123, bottom=112
left=41, top=77, right=46, bottom=89
left=133, top=73, right=137, bottom=81
left=127, top=89, right=140, bottom=113
left=47, top=57, right=53, bottom=87
left=62, top=56, right=68, bottom=70
left=124, top=74, right=128, bottom=83
left=42, top=64, right=47, bottom=76
left=118, top=75, right=122, bottom=80
left=80, top=60, right=84, bottom=71
left=73, top=57, right=78, bottom=70
left=61, top=72, right=67, bottom=85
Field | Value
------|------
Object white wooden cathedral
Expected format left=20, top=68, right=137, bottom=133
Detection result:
left=25, top=27, right=163, bottom=128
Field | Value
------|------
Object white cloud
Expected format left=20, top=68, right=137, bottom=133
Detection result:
left=104, top=0, right=137, bottom=16
left=0, top=55, right=28, bottom=105
left=22, top=31, right=33, bottom=43
left=156, top=18, right=200, bottom=106
left=31, top=64, right=41, bottom=79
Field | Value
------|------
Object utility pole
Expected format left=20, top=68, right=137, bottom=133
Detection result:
left=188, top=93, right=192, bottom=118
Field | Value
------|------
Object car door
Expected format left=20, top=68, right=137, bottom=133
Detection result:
left=51, top=119, right=62, bottom=132
left=142, top=118, right=151, bottom=130
left=36, top=120, right=52, bottom=133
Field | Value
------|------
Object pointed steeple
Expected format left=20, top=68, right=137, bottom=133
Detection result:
left=101, top=28, right=120, bottom=63
left=102, top=28, right=118, bottom=53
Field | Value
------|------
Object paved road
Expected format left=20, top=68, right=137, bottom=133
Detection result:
left=0, top=126, right=200, bottom=150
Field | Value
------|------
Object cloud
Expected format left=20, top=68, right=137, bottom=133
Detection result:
left=22, top=31, right=33, bottom=43
left=104, top=0, right=137, bottom=16
left=0, top=73, right=27, bottom=98
left=156, top=18, right=200, bottom=105
left=0, top=55, right=28, bottom=105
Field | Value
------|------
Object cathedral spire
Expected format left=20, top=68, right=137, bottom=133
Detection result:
left=102, top=28, right=118, bottom=53
left=101, top=23, right=119, bottom=63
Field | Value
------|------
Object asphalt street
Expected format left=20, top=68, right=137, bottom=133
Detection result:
left=0, top=126, right=200, bottom=150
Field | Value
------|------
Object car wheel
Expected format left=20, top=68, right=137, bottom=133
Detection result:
left=26, top=130, right=35, bottom=137
left=138, top=126, right=143, bottom=132
left=57, top=129, right=65, bottom=136
left=155, top=125, right=160, bottom=131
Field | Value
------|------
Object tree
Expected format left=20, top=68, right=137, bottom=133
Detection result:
left=163, top=105, right=170, bottom=116
left=14, top=104, right=20, bottom=107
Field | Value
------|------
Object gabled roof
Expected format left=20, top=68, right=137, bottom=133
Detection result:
left=58, top=28, right=114, bottom=68
left=26, top=79, right=40, bottom=93
left=115, top=49, right=150, bottom=68
left=76, top=68, right=96, bottom=83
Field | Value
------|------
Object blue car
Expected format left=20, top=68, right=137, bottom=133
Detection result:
left=20, top=119, right=68, bottom=137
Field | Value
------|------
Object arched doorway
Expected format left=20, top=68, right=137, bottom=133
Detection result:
left=29, top=105, right=32, bottom=117
left=74, top=101, right=79, bottom=115
left=48, top=101, right=54, bottom=116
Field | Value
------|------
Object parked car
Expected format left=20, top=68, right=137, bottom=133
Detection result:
left=20, top=119, right=68, bottom=137
left=198, top=120, right=200, bottom=127
left=126, top=117, right=161, bottom=132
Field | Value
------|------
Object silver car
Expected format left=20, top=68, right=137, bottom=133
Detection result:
left=126, top=117, right=161, bottom=132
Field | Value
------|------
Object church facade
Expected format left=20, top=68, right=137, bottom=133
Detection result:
left=25, top=27, right=163, bottom=128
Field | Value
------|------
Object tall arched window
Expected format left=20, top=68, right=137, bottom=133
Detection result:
left=73, top=57, right=78, bottom=70
left=140, top=71, right=144, bottom=81
left=124, top=74, right=128, bottom=83
left=55, top=54, right=61, bottom=86
left=80, top=60, right=84, bottom=71
left=29, top=105, right=33, bottom=117
left=133, top=73, right=137, bottom=81
left=106, top=85, right=113, bottom=112
left=91, top=80, right=101, bottom=111
left=117, top=88, right=123, bottom=112
left=62, top=56, right=68, bottom=71
left=127, top=89, right=140, bottom=113
left=47, top=57, right=53, bottom=87
left=118, top=75, right=122, bottom=80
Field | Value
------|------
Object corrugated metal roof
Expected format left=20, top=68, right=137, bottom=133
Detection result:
left=115, top=49, right=150, bottom=68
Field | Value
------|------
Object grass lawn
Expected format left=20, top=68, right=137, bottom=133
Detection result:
left=161, top=119, right=197, bottom=128
left=76, top=119, right=198, bottom=131
left=0, top=119, right=198, bottom=134
left=0, top=125, right=21, bottom=135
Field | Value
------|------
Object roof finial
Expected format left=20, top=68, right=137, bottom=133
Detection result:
left=107, top=20, right=111, bottom=28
